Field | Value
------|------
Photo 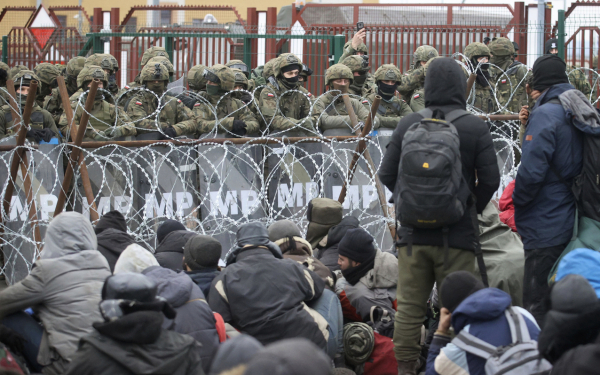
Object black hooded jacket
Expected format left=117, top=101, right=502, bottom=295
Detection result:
left=317, top=216, right=360, bottom=272
left=154, top=230, right=197, bottom=271
left=95, top=211, right=137, bottom=271
left=378, top=57, right=500, bottom=250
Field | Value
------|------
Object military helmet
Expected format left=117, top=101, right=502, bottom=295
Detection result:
left=141, top=46, right=169, bottom=67
left=232, top=68, right=249, bottom=89
left=147, top=56, right=174, bottom=76
left=464, top=42, right=491, bottom=60
left=108, top=55, right=119, bottom=72
left=66, top=56, right=86, bottom=78
left=0, top=62, right=8, bottom=73
left=274, top=53, right=302, bottom=78
left=85, top=53, right=113, bottom=73
left=413, top=45, right=439, bottom=65
left=188, top=64, right=207, bottom=91
left=12, top=70, right=42, bottom=94
left=54, top=63, right=66, bottom=76
left=374, top=64, right=401, bottom=83
left=77, top=65, right=108, bottom=89
left=341, top=55, right=369, bottom=73
left=344, top=40, right=368, bottom=55
left=8, top=65, right=28, bottom=80
left=226, top=60, right=250, bottom=78
left=263, top=58, right=278, bottom=79
left=204, top=64, right=235, bottom=92
left=489, top=37, right=515, bottom=57
left=325, top=64, right=354, bottom=86
left=300, top=63, right=313, bottom=79
left=140, top=62, right=170, bottom=83
left=33, top=62, right=60, bottom=87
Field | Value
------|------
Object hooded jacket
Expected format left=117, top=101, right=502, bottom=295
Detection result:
left=154, top=230, right=196, bottom=271
left=336, top=249, right=398, bottom=321
left=426, top=288, right=540, bottom=375
left=64, top=310, right=205, bottom=375
left=208, top=226, right=328, bottom=349
left=513, top=84, right=583, bottom=249
left=379, top=57, right=500, bottom=250
left=0, top=212, right=111, bottom=374
left=274, top=236, right=335, bottom=289
left=142, top=266, right=219, bottom=372
left=317, top=216, right=360, bottom=272
left=556, top=248, right=600, bottom=298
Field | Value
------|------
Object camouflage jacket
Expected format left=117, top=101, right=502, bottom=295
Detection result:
left=566, top=65, right=592, bottom=99
left=468, top=82, right=499, bottom=114
left=173, top=92, right=259, bottom=137
left=348, top=79, right=376, bottom=98
left=362, top=92, right=412, bottom=129
left=397, top=67, right=425, bottom=99
left=490, top=61, right=530, bottom=113
left=409, top=88, right=425, bottom=112
left=313, top=92, right=373, bottom=134
left=0, top=86, right=11, bottom=107
left=116, top=81, right=142, bottom=108
left=43, top=87, right=79, bottom=125
left=259, top=81, right=314, bottom=132
left=58, top=99, right=135, bottom=141
left=126, top=91, right=197, bottom=134
left=0, top=103, right=60, bottom=141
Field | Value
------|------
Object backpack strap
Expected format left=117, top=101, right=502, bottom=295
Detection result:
left=505, top=307, right=532, bottom=343
left=452, top=330, right=498, bottom=360
left=444, top=109, right=471, bottom=123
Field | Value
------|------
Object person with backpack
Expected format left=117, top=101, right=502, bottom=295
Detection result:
left=378, top=57, right=500, bottom=375
left=513, top=54, right=584, bottom=326
left=426, top=271, right=550, bottom=375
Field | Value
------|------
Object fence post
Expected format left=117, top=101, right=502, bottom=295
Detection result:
left=92, top=34, right=103, bottom=54
left=557, top=9, right=565, bottom=60
left=513, top=2, right=526, bottom=62
left=333, top=34, right=345, bottom=64
left=265, top=7, right=277, bottom=61
left=165, top=36, right=174, bottom=62
left=247, top=7, right=258, bottom=68
left=93, top=8, right=103, bottom=32
left=2, top=36, right=7, bottom=64
left=243, top=37, right=252, bottom=69
left=110, top=8, right=121, bottom=85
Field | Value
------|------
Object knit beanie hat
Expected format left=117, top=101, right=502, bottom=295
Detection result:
left=156, top=219, right=186, bottom=244
left=268, top=220, right=302, bottom=242
left=440, top=271, right=485, bottom=312
left=532, top=54, right=569, bottom=92
left=184, top=235, right=222, bottom=270
left=338, top=228, right=376, bottom=263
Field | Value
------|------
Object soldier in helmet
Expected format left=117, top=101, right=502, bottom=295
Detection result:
left=464, top=42, right=498, bottom=114
left=0, top=62, right=9, bottom=105
left=171, top=64, right=259, bottom=138
left=231, top=68, right=254, bottom=105
left=44, top=56, right=86, bottom=124
left=251, top=57, right=278, bottom=99
left=545, top=38, right=592, bottom=100
left=119, top=55, right=175, bottom=109
left=403, top=45, right=439, bottom=112
left=489, top=37, right=530, bottom=113
left=299, top=63, right=313, bottom=87
left=226, top=59, right=255, bottom=92
left=0, top=70, right=60, bottom=142
left=108, top=62, right=197, bottom=139
left=363, top=64, right=412, bottom=129
left=341, top=54, right=375, bottom=97
left=119, top=46, right=169, bottom=97
left=340, top=28, right=368, bottom=62
left=58, top=65, right=135, bottom=141
left=8, top=65, right=28, bottom=81
left=33, top=62, right=61, bottom=107
left=313, top=64, right=375, bottom=135
left=176, top=64, right=207, bottom=110
left=258, top=53, right=315, bottom=136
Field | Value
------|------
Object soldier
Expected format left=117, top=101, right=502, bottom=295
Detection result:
left=313, top=64, right=374, bottom=135
left=340, top=29, right=368, bottom=61
left=176, top=64, right=207, bottom=110
left=0, top=70, right=60, bottom=142
left=258, top=53, right=315, bottom=136
left=363, top=64, right=412, bottom=129
left=44, top=56, right=86, bottom=124
left=251, top=57, right=278, bottom=99
left=171, top=64, right=259, bottom=138
left=33, top=62, right=61, bottom=107
left=489, top=37, right=530, bottom=113
left=403, top=45, right=439, bottom=112
left=545, top=38, right=592, bottom=100
left=0, top=62, right=9, bottom=105
left=232, top=68, right=254, bottom=105
left=8, top=65, right=28, bottom=81
left=226, top=59, right=255, bottom=92
left=464, top=42, right=498, bottom=114
left=340, top=55, right=375, bottom=97
left=110, top=62, right=196, bottom=139
left=58, top=65, right=135, bottom=141
left=120, top=55, right=175, bottom=110
left=85, top=54, right=119, bottom=99
left=299, top=63, right=313, bottom=87
left=119, top=46, right=169, bottom=96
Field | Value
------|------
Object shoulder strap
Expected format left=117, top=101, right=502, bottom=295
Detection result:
left=505, top=307, right=531, bottom=343
left=452, top=330, right=498, bottom=360
left=417, top=108, right=433, bottom=119
left=377, top=103, right=387, bottom=115
left=445, top=109, right=471, bottom=123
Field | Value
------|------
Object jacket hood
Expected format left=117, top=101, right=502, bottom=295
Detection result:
left=360, top=250, right=398, bottom=289
left=114, top=244, right=159, bottom=274
left=243, top=338, right=331, bottom=375
left=94, top=210, right=127, bottom=234
left=225, top=242, right=282, bottom=266
left=451, top=288, right=512, bottom=333
left=274, top=236, right=313, bottom=257
left=226, top=223, right=283, bottom=265
left=424, top=57, right=466, bottom=109
left=155, top=230, right=196, bottom=254
left=142, top=266, right=195, bottom=307
left=97, top=228, right=136, bottom=252
left=557, top=89, right=600, bottom=137
left=556, top=249, right=600, bottom=298
left=327, top=216, right=360, bottom=246
left=208, top=334, right=263, bottom=375
left=41, top=211, right=97, bottom=259
left=537, top=82, right=575, bottom=107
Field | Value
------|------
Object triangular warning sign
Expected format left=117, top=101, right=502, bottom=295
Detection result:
left=28, top=6, right=56, bottom=49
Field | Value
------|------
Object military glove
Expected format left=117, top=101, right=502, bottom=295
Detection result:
left=298, top=117, right=315, bottom=132
left=160, top=126, right=178, bottom=139
left=38, top=128, right=55, bottom=142
left=102, top=126, right=125, bottom=139
left=26, top=128, right=44, bottom=143
left=232, top=120, right=247, bottom=136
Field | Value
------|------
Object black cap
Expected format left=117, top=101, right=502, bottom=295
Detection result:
left=338, top=228, right=376, bottom=263
left=532, top=54, right=569, bottom=92
left=440, top=271, right=485, bottom=312
left=102, top=272, right=157, bottom=303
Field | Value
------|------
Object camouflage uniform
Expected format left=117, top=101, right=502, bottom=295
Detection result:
left=363, top=64, right=412, bottom=129
left=44, top=56, right=86, bottom=124
left=313, top=64, right=373, bottom=135
left=85, top=54, right=118, bottom=96
left=566, top=65, right=592, bottom=99
left=464, top=42, right=498, bottom=114
left=58, top=65, right=135, bottom=141
left=489, top=37, right=530, bottom=113
left=252, top=58, right=278, bottom=100
left=0, top=70, right=60, bottom=141
left=232, top=67, right=258, bottom=110
left=117, top=47, right=169, bottom=104
left=258, top=54, right=315, bottom=135
left=173, top=65, right=258, bottom=138
left=33, top=63, right=60, bottom=107
left=124, top=62, right=196, bottom=136
left=226, top=60, right=255, bottom=92
left=176, top=64, right=207, bottom=110
left=0, top=62, right=10, bottom=106
left=341, top=55, right=375, bottom=97
left=340, top=41, right=376, bottom=89
left=8, top=65, right=28, bottom=80
left=402, top=45, right=438, bottom=110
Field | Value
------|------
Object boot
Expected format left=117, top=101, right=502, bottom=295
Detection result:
left=397, top=360, right=417, bottom=375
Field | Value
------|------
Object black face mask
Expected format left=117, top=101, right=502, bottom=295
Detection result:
left=282, top=75, right=299, bottom=89
left=353, top=73, right=367, bottom=86
left=108, top=74, right=118, bottom=93
left=377, top=81, right=397, bottom=95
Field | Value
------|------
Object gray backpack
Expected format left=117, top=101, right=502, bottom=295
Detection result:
left=452, top=307, right=552, bottom=375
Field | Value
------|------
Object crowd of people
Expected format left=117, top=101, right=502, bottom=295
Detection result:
left=0, top=30, right=599, bottom=375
